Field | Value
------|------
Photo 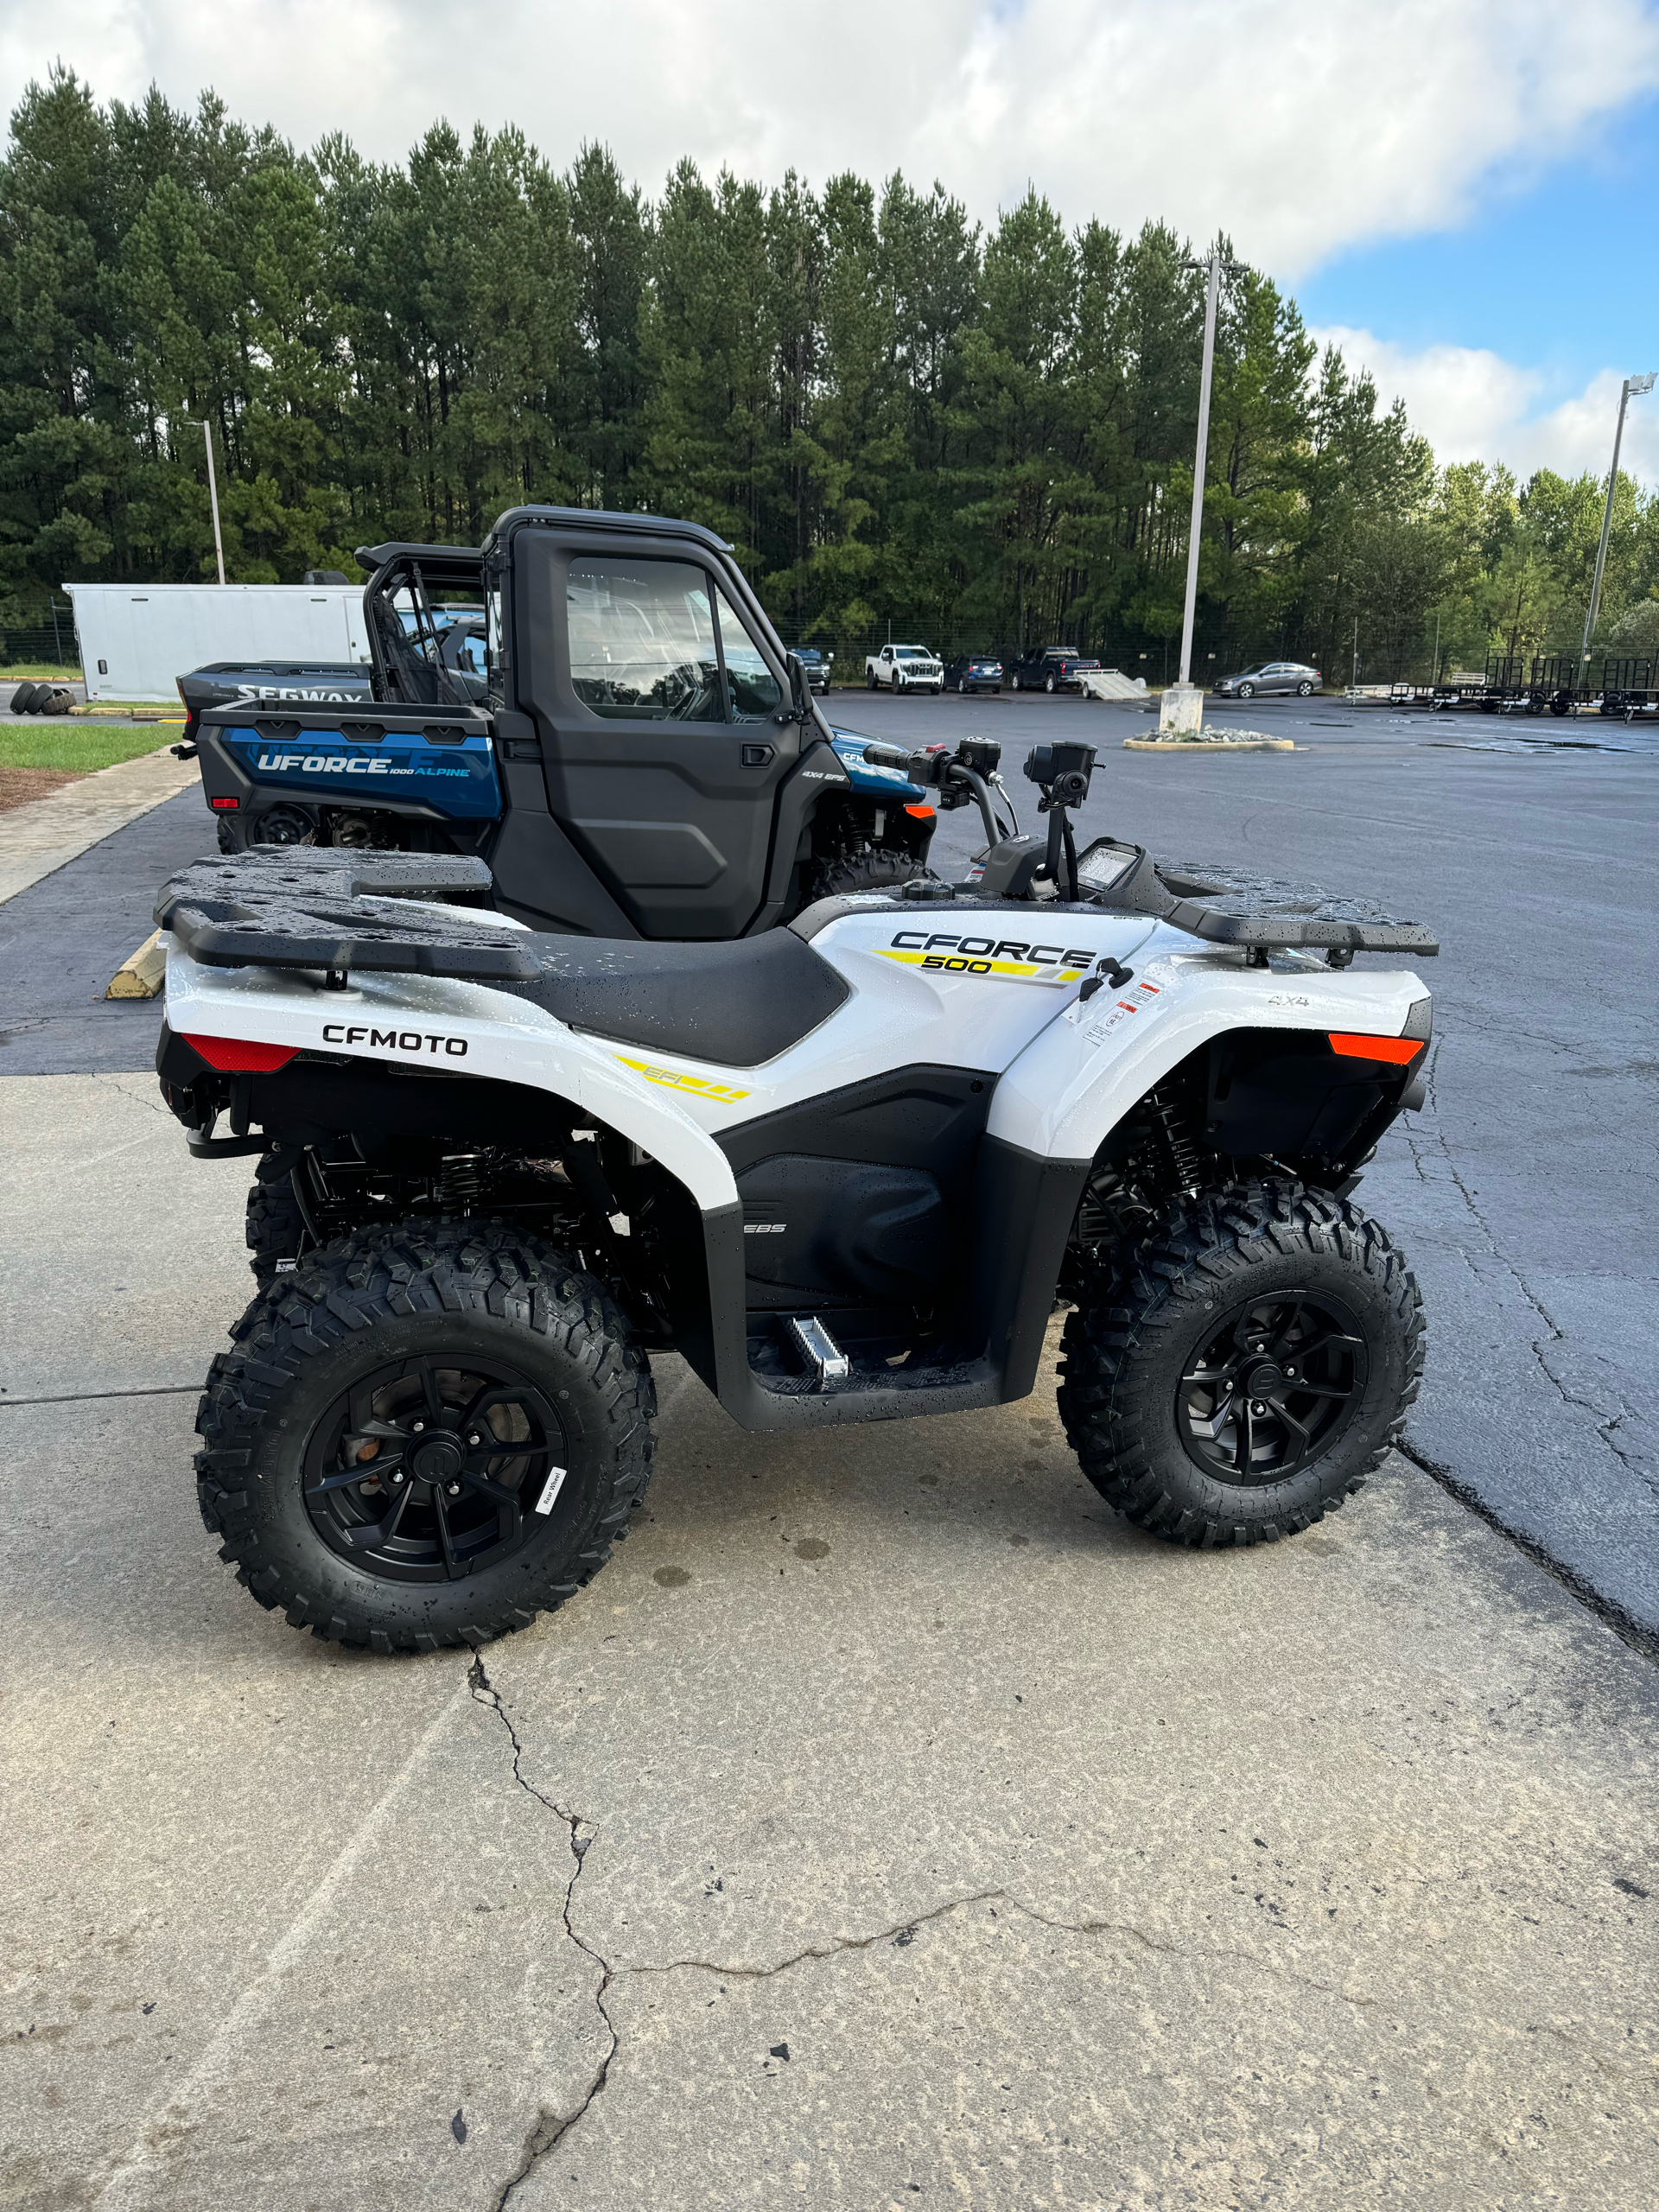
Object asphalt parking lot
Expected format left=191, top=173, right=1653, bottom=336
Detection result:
left=3, top=693, right=1657, bottom=2209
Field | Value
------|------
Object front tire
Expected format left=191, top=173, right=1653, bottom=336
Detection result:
left=804, top=847, right=940, bottom=904
left=1237, top=682, right=1255, bottom=699
left=195, top=1224, right=655, bottom=1650
left=1057, top=1183, right=1423, bottom=1547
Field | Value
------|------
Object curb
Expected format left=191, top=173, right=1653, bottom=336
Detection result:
left=0, top=745, right=200, bottom=906
left=1123, top=736, right=1295, bottom=753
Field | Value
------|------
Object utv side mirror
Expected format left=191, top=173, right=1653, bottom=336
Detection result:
left=779, top=653, right=812, bottom=724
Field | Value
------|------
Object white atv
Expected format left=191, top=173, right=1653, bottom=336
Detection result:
left=156, top=738, right=1434, bottom=1653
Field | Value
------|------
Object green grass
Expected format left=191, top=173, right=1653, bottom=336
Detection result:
left=0, top=725, right=177, bottom=772
left=2, top=662, right=81, bottom=682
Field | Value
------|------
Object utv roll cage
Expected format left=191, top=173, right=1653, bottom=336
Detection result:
left=356, top=542, right=485, bottom=710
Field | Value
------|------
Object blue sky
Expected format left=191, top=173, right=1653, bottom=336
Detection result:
left=1301, top=92, right=1659, bottom=409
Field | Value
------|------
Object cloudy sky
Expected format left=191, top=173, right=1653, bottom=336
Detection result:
left=7, top=0, right=1659, bottom=481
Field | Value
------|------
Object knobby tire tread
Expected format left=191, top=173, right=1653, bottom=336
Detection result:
left=195, top=1220, right=654, bottom=1649
left=1057, top=1180, right=1424, bottom=1548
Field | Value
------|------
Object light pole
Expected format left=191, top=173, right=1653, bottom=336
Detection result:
left=1163, top=251, right=1242, bottom=734
left=1580, top=372, right=1654, bottom=683
left=181, top=416, right=227, bottom=585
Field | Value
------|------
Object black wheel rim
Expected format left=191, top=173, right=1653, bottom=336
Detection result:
left=1175, top=1291, right=1368, bottom=1485
left=303, top=1352, right=570, bottom=1581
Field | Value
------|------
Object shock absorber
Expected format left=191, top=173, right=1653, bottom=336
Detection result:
left=1149, top=1088, right=1202, bottom=1195
left=433, top=1153, right=485, bottom=1212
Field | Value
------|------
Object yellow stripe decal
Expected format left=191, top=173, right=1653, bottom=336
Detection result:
left=876, top=949, right=1083, bottom=984
left=614, top=1054, right=751, bottom=1103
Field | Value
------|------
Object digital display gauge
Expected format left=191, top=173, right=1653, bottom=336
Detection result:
left=1074, top=837, right=1141, bottom=893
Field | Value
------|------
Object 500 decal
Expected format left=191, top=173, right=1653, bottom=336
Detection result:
left=321, top=1023, right=468, bottom=1057
left=880, top=929, right=1096, bottom=985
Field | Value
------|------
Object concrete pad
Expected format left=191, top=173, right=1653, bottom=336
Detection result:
left=0, top=1074, right=251, bottom=1401
left=0, top=747, right=200, bottom=906
left=4, top=1370, right=1656, bottom=2209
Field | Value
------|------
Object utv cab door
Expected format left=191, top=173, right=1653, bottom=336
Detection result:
left=516, top=530, right=798, bottom=940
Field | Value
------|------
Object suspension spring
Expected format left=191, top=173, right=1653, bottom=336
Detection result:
left=433, top=1153, right=486, bottom=1211
left=1150, top=1088, right=1202, bottom=1194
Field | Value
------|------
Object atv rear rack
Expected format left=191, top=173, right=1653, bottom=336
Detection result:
left=155, top=850, right=540, bottom=982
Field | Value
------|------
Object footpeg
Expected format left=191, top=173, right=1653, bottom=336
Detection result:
left=787, top=1314, right=850, bottom=1389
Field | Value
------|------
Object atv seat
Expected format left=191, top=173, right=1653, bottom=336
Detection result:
left=515, top=929, right=850, bottom=1067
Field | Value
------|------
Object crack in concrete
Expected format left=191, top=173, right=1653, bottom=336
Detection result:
left=627, top=1889, right=1379, bottom=2013
left=467, top=1658, right=619, bottom=2209
left=630, top=1888, right=1007, bottom=1982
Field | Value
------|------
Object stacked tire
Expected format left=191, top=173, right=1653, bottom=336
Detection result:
left=9, top=683, right=72, bottom=715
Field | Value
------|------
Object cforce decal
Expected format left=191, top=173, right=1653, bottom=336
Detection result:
left=880, top=929, right=1095, bottom=985
left=614, top=1053, right=751, bottom=1103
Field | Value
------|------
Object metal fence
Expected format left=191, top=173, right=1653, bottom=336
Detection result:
left=1, top=601, right=79, bottom=670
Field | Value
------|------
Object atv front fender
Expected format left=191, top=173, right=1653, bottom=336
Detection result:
left=987, top=925, right=1432, bottom=1167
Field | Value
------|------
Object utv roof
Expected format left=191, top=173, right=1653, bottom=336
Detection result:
left=354, top=542, right=483, bottom=585
left=481, top=505, right=736, bottom=557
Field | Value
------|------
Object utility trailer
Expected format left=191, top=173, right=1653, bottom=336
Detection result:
left=62, top=583, right=372, bottom=703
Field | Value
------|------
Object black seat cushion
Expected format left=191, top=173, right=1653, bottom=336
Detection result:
left=512, top=928, right=850, bottom=1067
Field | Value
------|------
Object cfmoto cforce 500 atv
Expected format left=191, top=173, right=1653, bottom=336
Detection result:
left=186, top=508, right=938, bottom=933
left=156, top=738, right=1436, bottom=1653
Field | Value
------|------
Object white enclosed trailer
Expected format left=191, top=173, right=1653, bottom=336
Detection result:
left=62, top=583, right=370, bottom=703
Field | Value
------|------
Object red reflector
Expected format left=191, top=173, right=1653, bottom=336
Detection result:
left=209, top=796, right=239, bottom=810
left=904, top=803, right=935, bottom=819
left=1328, top=1033, right=1422, bottom=1065
left=183, top=1033, right=300, bottom=1073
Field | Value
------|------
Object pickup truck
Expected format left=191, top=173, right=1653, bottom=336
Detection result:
left=1007, top=647, right=1102, bottom=693
left=184, top=506, right=938, bottom=937
left=864, top=643, right=944, bottom=694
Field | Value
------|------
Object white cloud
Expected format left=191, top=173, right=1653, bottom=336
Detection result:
left=3, top=0, right=1659, bottom=274
left=1310, top=326, right=1659, bottom=486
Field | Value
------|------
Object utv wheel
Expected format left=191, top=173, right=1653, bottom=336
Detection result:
left=194, top=1223, right=655, bottom=1651
left=1057, top=1182, right=1423, bottom=1547
left=804, top=848, right=941, bottom=905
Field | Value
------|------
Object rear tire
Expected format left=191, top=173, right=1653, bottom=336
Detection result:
left=246, top=1151, right=309, bottom=1284
left=1057, top=1182, right=1423, bottom=1547
left=1296, top=680, right=1313, bottom=696
left=195, top=1223, right=655, bottom=1651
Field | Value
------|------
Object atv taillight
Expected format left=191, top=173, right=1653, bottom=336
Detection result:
left=1328, top=1033, right=1422, bottom=1065
left=182, top=1033, right=300, bottom=1072
left=210, top=796, right=239, bottom=810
